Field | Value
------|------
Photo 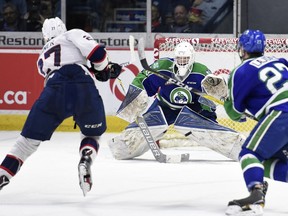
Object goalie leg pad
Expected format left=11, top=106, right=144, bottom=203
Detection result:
left=109, top=105, right=168, bottom=160
left=109, top=125, right=168, bottom=160
left=174, top=106, right=245, bottom=161
left=109, top=128, right=149, bottom=160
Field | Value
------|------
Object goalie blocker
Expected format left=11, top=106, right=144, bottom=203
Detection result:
left=116, top=84, right=149, bottom=123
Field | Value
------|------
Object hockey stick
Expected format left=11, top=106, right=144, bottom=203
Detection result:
left=137, top=37, right=257, bottom=121
left=119, top=35, right=136, bottom=67
left=117, top=35, right=137, bottom=93
left=127, top=37, right=190, bottom=163
left=136, top=116, right=190, bottom=163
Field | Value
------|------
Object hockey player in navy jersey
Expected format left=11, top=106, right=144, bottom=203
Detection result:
left=202, top=29, right=288, bottom=215
left=0, top=17, right=121, bottom=196
left=109, top=41, right=244, bottom=161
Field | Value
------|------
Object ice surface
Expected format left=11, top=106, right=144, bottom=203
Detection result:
left=0, top=131, right=287, bottom=216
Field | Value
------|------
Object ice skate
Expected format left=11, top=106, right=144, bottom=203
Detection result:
left=225, top=181, right=268, bottom=216
left=78, top=149, right=93, bottom=196
left=0, top=175, right=9, bottom=190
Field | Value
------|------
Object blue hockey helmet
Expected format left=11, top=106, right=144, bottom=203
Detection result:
left=238, top=29, right=266, bottom=53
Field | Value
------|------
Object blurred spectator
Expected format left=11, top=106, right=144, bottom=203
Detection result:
left=168, top=4, right=203, bottom=33
left=24, top=0, right=45, bottom=31
left=151, top=4, right=168, bottom=32
left=188, top=4, right=203, bottom=24
left=189, top=0, right=233, bottom=33
left=41, top=0, right=55, bottom=19
left=152, top=0, right=191, bottom=25
left=0, top=2, right=26, bottom=31
left=66, top=0, right=104, bottom=32
left=0, top=0, right=27, bottom=20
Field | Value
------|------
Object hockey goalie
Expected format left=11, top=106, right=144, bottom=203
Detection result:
left=108, top=41, right=245, bottom=161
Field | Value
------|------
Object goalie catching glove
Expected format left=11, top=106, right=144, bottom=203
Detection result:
left=201, top=69, right=230, bottom=101
left=92, top=62, right=122, bottom=82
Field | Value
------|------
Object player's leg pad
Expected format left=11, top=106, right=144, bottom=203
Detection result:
left=109, top=105, right=168, bottom=160
left=109, top=126, right=167, bottom=160
left=174, top=106, right=245, bottom=161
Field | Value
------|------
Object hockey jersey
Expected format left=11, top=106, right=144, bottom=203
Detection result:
left=224, top=55, right=288, bottom=121
left=132, top=58, right=212, bottom=113
left=37, top=29, right=108, bottom=77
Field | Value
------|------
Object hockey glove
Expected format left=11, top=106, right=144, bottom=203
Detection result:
left=201, top=69, right=230, bottom=101
left=93, top=62, right=122, bottom=82
left=108, top=62, right=122, bottom=79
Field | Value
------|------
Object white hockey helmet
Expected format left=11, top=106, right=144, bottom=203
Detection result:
left=42, top=17, right=67, bottom=42
left=173, top=41, right=195, bottom=79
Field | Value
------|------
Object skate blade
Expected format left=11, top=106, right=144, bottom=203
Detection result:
left=225, top=204, right=263, bottom=216
left=78, top=164, right=92, bottom=197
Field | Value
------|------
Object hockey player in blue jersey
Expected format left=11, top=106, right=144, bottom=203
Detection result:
left=0, top=17, right=121, bottom=196
left=109, top=41, right=244, bottom=161
left=202, top=29, right=288, bottom=215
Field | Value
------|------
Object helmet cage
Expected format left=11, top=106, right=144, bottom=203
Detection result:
left=173, top=42, right=195, bottom=79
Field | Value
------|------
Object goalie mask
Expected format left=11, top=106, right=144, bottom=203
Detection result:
left=42, top=17, right=67, bottom=42
left=173, top=41, right=195, bottom=80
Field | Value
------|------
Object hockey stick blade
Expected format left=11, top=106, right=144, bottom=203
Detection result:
left=137, top=37, right=257, bottom=121
left=136, top=116, right=190, bottom=163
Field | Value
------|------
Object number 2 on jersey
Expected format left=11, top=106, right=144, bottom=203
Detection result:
left=259, top=63, right=288, bottom=94
left=38, top=44, right=61, bottom=76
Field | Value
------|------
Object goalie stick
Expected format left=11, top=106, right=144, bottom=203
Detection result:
left=137, top=37, right=257, bottom=121
left=119, top=35, right=136, bottom=67
left=117, top=35, right=137, bottom=93
left=126, top=36, right=190, bottom=163
left=136, top=116, right=190, bottom=163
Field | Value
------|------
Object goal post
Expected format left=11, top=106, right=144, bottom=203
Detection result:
left=153, top=37, right=288, bottom=147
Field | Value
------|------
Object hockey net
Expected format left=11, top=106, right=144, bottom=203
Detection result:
left=154, top=37, right=288, bottom=147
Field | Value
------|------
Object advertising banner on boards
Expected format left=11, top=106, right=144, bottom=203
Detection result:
left=0, top=50, right=149, bottom=115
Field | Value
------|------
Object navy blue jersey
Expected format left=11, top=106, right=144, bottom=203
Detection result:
left=132, top=58, right=214, bottom=115
left=224, top=56, right=288, bottom=121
